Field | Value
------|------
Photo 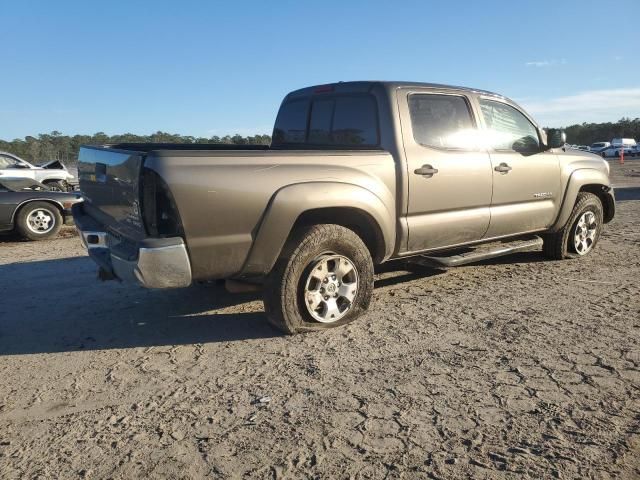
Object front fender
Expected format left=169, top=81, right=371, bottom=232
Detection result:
left=239, top=182, right=395, bottom=277
left=550, top=168, right=612, bottom=231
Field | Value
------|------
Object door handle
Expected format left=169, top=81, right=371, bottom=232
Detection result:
left=414, top=165, right=439, bottom=177
left=494, top=162, right=512, bottom=174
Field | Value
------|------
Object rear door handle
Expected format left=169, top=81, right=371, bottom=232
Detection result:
left=494, top=162, right=512, bottom=174
left=414, top=165, right=439, bottom=177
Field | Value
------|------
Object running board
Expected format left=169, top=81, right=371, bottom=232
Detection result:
left=408, top=236, right=543, bottom=268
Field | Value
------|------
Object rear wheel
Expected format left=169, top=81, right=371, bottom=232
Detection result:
left=542, top=192, right=603, bottom=260
left=15, top=201, right=63, bottom=241
left=263, top=224, right=374, bottom=334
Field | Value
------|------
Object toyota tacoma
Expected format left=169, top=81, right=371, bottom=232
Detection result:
left=73, top=81, right=615, bottom=334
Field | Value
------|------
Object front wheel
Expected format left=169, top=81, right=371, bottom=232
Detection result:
left=542, top=192, right=603, bottom=260
left=15, top=201, right=63, bottom=241
left=263, top=224, right=374, bottom=334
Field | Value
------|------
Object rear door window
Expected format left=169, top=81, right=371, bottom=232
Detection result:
left=408, top=94, right=477, bottom=149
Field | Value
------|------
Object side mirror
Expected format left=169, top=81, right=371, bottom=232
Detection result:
left=545, top=128, right=566, bottom=149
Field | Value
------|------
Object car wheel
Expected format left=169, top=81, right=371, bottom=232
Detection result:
left=542, top=192, right=603, bottom=260
left=43, top=180, right=69, bottom=192
left=263, top=224, right=374, bottom=334
left=15, top=201, right=63, bottom=241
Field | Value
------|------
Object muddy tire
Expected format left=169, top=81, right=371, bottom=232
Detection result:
left=263, top=224, right=374, bottom=334
left=15, top=201, right=63, bottom=241
left=542, top=192, right=603, bottom=260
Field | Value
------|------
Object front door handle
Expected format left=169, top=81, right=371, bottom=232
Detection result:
left=414, top=165, right=439, bottom=177
left=494, top=162, right=512, bottom=174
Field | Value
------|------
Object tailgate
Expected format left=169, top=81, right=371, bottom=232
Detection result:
left=78, top=145, right=146, bottom=239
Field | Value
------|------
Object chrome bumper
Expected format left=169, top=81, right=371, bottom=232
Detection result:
left=78, top=229, right=192, bottom=289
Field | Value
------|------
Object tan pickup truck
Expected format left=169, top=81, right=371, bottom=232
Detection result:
left=74, top=81, right=615, bottom=334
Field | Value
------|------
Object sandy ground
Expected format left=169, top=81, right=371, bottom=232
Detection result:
left=0, top=191, right=639, bottom=479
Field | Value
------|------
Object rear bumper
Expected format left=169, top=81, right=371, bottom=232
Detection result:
left=73, top=204, right=192, bottom=289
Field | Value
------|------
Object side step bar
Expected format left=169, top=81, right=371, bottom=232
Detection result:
left=408, top=236, right=543, bottom=268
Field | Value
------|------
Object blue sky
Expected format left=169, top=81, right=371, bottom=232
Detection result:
left=1, top=0, right=639, bottom=140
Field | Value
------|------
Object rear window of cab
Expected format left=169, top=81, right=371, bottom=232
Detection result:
left=272, top=95, right=379, bottom=148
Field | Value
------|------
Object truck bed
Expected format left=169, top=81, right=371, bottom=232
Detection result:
left=77, top=144, right=397, bottom=280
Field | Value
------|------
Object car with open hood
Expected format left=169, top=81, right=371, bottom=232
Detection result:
left=0, top=151, right=77, bottom=191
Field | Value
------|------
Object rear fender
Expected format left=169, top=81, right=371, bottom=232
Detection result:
left=239, top=182, right=395, bottom=277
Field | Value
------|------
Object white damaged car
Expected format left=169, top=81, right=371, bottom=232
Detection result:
left=0, top=151, right=76, bottom=191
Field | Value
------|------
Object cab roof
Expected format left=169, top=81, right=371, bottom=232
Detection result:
left=285, top=81, right=509, bottom=102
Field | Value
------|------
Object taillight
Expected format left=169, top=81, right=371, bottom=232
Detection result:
left=141, top=168, right=184, bottom=237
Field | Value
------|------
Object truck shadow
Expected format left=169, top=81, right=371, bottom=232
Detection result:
left=0, top=257, right=278, bottom=356
left=615, top=186, right=640, bottom=201
left=0, top=249, right=557, bottom=356
left=0, top=227, right=78, bottom=243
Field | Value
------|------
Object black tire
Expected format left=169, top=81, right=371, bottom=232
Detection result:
left=542, top=192, right=603, bottom=260
left=43, top=180, right=69, bottom=192
left=15, top=201, right=63, bottom=241
left=263, top=224, right=374, bottom=334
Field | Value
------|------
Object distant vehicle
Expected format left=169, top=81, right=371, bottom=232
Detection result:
left=598, top=144, right=635, bottom=158
left=0, top=152, right=76, bottom=191
left=611, top=138, right=637, bottom=147
left=576, top=145, right=591, bottom=151
left=590, top=142, right=610, bottom=150
left=0, top=177, right=82, bottom=240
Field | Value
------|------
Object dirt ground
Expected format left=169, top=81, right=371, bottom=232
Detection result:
left=1, top=190, right=639, bottom=479
left=608, top=157, right=640, bottom=188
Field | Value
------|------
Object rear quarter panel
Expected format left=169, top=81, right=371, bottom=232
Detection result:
left=145, top=151, right=396, bottom=281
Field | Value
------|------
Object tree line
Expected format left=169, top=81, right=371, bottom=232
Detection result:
left=562, top=117, right=640, bottom=146
left=0, top=131, right=272, bottom=166
left=1, top=117, right=639, bottom=166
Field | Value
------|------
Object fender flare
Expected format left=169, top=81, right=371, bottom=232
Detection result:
left=550, top=168, right=612, bottom=231
left=239, top=182, right=395, bottom=277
